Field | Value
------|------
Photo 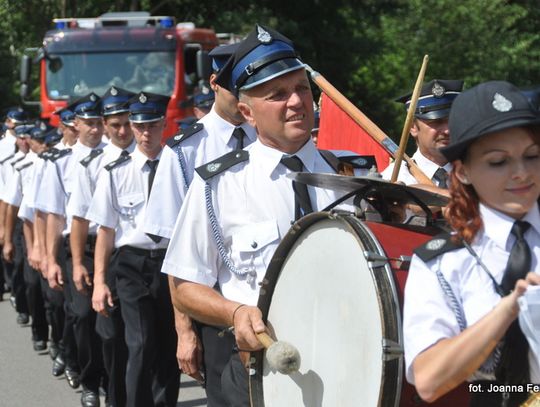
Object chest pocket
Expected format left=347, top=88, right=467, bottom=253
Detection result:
left=116, top=193, right=145, bottom=225
left=230, top=220, right=280, bottom=275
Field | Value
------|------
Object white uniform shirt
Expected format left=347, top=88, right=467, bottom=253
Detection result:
left=0, top=150, right=26, bottom=201
left=144, top=106, right=257, bottom=239
left=161, top=139, right=352, bottom=305
left=67, top=139, right=135, bottom=223
left=19, top=155, right=48, bottom=222
left=86, top=147, right=168, bottom=250
left=404, top=203, right=540, bottom=384
left=382, top=150, right=452, bottom=186
left=35, top=141, right=107, bottom=235
left=3, top=151, right=38, bottom=207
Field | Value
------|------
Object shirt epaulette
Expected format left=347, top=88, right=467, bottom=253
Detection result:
left=338, top=155, right=377, bottom=170
left=16, top=161, right=33, bottom=172
left=414, top=232, right=464, bottom=262
left=195, top=150, right=249, bottom=181
left=104, top=153, right=131, bottom=171
left=166, top=123, right=204, bottom=148
left=39, top=150, right=54, bottom=161
left=49, top=148, right=72, bottom=162
left=10, top=155, right=26, bottom=166
left=80, top=148, right=104, bottom=168
left=0, top=153, right=15, bottom=164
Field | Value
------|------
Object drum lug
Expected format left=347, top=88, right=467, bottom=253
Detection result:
left=395, top=255, right=411, bottom=271
left=363, top=250, right=388, bottom=268
left=382, top=339, right=403, bottom=361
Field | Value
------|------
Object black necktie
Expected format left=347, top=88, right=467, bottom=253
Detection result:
left=280, top=155, right=313, bottom=220
left=496, top=220, right=531, bottom=386
left=145, top=159, right=162, bottom=243
left=432, top=167, right=448, bottom=189
left=231, top=127, right=246, bottom=150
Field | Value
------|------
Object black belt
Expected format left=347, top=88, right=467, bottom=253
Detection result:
left=119, top=245, right=167, bottom=259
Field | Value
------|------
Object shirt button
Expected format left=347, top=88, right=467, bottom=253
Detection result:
left=251, top=241, right=258, bottom=249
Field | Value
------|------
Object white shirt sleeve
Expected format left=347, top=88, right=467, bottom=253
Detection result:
left=161, top=174, right=219, bottom=288
left=403, top=254, right=461, bottom=384
left=67, top=163, right=93, bottom=219
left=34, top=160, right=66, bottom=215
left=86, top=170, right=118, bottom=229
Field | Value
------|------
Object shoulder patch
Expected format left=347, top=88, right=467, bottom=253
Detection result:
left=49, top=148, right=72, bottom=162
left=414, top=232, right=464, bottom=262
left=166, top=122, right=204, bottom=148
left=195, top=149, right=249, bottom=181
left=38, top=150, right=53, bottom=160
left=0, top=153, right=15, bottom=164
left=338, top=155, right=377, bottom=170
left=104, top=153, right=131, bottom=171
left=16, top=161, right=33, bottom=172
left=10, top=155, right=25, bottom=166
left=80, top=148, right=104, bottom=168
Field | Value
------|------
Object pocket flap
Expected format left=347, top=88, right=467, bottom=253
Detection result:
left=232, top=220, right=279, bottom=252
left=117, top=193, right=145, bottom=208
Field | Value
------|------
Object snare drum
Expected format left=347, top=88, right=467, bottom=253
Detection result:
left=250, top=211, right=469, bottom=407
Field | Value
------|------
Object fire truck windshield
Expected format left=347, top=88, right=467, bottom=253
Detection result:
left=46, top=51, right=176, bottom=99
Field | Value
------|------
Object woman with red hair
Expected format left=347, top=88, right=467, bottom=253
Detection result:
left=403, top=80, right=540, bottom=406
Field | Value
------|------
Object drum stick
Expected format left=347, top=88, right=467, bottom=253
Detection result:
left=391, top=55, right=430, bottom=183
left=305, top=64, right=433, bottom=185
left=256, top=332, right=301, bottom=374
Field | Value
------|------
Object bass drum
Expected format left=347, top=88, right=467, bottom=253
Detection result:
left=249, top=211, right=469, bottom=407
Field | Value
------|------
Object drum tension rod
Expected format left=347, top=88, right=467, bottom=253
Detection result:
left=382, top=339, right=403, bottom=361
left=363, top=251, right=412, bottom=271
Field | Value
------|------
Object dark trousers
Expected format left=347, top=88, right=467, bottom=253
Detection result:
left=221, top=351, right=250, bottom=407
left=3, top=220, right=28, bottom=314
left=96, top=250, right=128, bottom=407
left=196, top=323, right=236, bottom=407
left=115, top=247, right=179, bottom=407
left=66, top=242, right=104, bottom=392
left=22, top=240, right=48, bottom=342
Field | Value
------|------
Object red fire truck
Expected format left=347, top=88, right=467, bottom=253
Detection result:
left=20, top=11, right=219, bottom=139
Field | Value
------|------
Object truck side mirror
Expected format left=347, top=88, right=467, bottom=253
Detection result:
left=20, top=54, right=32, bottom=83
left=196, top=50, right=212, bottom=82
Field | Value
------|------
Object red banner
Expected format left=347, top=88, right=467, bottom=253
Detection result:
left=317, top=93, right=391, bottom=171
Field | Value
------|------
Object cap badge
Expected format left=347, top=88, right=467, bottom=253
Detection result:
left=207, top=162, right=222, bottom=173
left=492, top=93, right=512, bottom=112
left=90, top=94, right=97, bottom=102
left=257, top=26, right=272, bottom=44
left=110, top=87, right=118, bottom=96
left=426, top=238, right=446, bottom=251
left=174, top=134, right=182, bottom=141
left=40, top=122, right=47, bottom=131
left=139, top=93, right=147, bottom=104
left=432, top=82, right=445, bottom=98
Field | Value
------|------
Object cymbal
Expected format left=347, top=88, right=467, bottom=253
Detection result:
left=289, top=172, right=449, bottom=207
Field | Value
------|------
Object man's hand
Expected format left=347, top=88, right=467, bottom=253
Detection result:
left=177, top=329, right=204, bottom=383
left=2, top=241, right=14, bottom=263
left=233, top=305, right=266, bottom=352
left=92, top=283, right=114, bottom=316
left=47, top=261, right=64, bottom=290
left=73, top=263, right=92, bottom=295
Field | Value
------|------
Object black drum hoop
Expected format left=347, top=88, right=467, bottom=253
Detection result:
left=249, top=211, right=403, bottom=407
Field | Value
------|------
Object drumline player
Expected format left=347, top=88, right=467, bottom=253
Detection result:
left=163, top=25, right=365, bottom=406
left=404, top=81, right=540, bottom=406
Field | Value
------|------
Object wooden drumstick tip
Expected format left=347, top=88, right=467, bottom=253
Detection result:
left=256, top=332, right=301, bottom=374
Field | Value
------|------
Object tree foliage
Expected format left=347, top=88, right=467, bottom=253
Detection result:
left=0, top=0, right=538, bottom=140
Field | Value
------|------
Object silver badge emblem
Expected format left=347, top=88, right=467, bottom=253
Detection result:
left=40, top=122, right=46, bottom=131
left=257, top=26, right=272, bottom=44
left=207, top=162, right=221, bottom=173
left=139, top=93, right=147, bottom=104
left=426, top=238, right=446, bottom=251
left=90, top=94, right=97, bottom=102
left=432, top=82, right=445, bottom=98
left=174, top=134, right=182, bottom=140
left=110, top=87, right=118, bottom=96
left=492, top=93, right=512, bottom=112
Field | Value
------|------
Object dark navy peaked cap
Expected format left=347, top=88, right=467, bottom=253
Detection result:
left=128, top=92, right=170, bottom=123
left=68, top=93, right=102, bottom=119
left=209, top=42, right=240, bottom=72
left=54, top=106, right=76, bottom=127
left=30, top=121, right=55, bottom=141
left=396, top=79, right=464, bottom=120
left=101, top=86, right=134, bottom=116
left=6, top=108, right=28, bottom=124
left=215, top=25, right=304, bottom=96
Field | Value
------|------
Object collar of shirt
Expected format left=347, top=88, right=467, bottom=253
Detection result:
left=104, top=138, right=136, bottom=156
left=201, top=106, right=257, bottom=146
left=480, top=201, right=540, bottom=250
left=132, top=146, right=162, bottom=170
left=412, top=150, right=452, bottom=179
left=247, top=138, right=318, bottom=178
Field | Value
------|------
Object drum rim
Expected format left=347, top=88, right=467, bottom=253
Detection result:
left=250, top=211, right=404, bottom=407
